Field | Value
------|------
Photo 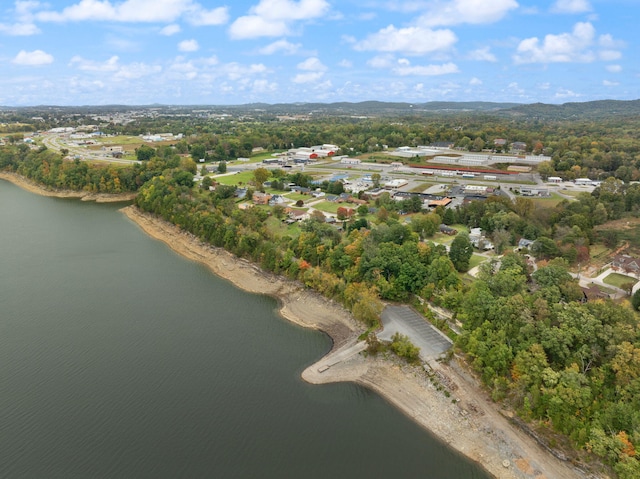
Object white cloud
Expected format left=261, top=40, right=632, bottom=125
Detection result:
left=229, top=0, right=330, bottom=39
left=219, top=62, right=268, bottom=80
left=229, top=15, right=288, bottom=39
left=251, top=0, right=329, bottom=21
left=599, top=50, right=621, bottom=61
left=514, top=22, right=598, bottom=64
left=597, top=34, right=624, bottom=61
left=603, top=80, right=619, bottom=86
left=160, top=24, right=181, bottom=35
left=367, top=54, right=395, bottom=69
left=70, top=55, right=120, bottom=71
left=606, top=64, right=622, bottom=73
left=252, top=79, right=277, bottom=93
left=69, top=55, right=161, bottom=80
left=469, top=77, right=482, bottom=85
left=555, top=88, right=580, bottom=99
left=297, top=57, right=327, bottom=71
left=291, top=55, right=327, bottom=83
left=550, top=0, right=592, bottom=14
left=292, top=71, right=324, bottom=83
left=508, top=82, right=524, bottom=94
left=113, top=62, right=162, bottom=80
left=12, top=49, right=53, bottom=65
left=36, top=0, right=229, bottom=26
left=178, top=39, right=199, bottom=52
left=418, top=0, right=519, bottom=27
left=259, top=39, right=301, bottom=55
left=0, top=1, right=41, bottom=35
left=186, top=6, right=229, bottom=26
left=354, top=25, right=457, bottom=54
left=0, top=22, right=40, bottom=35
left=392, top=61, right=459, bottom=76
left=599, top=34, right=624, bottom=49
left=338, top=59, right=352, bottom=68
left=467, top=47, right=497, bottom=62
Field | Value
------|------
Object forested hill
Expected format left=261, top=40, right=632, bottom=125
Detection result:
left=240, top=101, right=522, bottom=115
left=2, top=99, right=640, bottom=121
left=243, top=99, right=640, bottom=119
left=500, top=99, right=640, bottom=120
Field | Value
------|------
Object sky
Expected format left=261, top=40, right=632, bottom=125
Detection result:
left=0, top=0, right=638, bottom=106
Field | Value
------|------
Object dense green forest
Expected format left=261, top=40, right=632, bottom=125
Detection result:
left=2, top=103, right=640, bottom=478
left=0, top=143, right=196, bottom=193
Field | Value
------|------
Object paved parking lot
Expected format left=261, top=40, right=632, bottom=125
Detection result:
left=378, top=305, right=453, bottom=361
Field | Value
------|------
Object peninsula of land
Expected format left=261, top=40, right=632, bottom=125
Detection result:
left=0, top=172, right=588, bottom=479
left=0, top=171, right=136, bottom=203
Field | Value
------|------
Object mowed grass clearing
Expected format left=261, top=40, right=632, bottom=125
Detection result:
left=213, top=171, right=255, bottom=185
left=603, top=272, right=638, bottom=289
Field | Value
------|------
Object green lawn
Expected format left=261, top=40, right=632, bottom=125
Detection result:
left=468, top=253, right=487, bottom=270
left=265, top=216, right=301, bottom=238
left=284, top=192, right=308, bottom=202
left=603, top=272, right=638, bottom=289
left=312, top=201, right=341, bottom=214
left=250, top=150, right=286, bottom=162
left=529, top=192, right=566, bottom=207
left=213, top=171, right=254, bottom=186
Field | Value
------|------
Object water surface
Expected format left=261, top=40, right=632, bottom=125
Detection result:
left=0, top=179, right=490, bottom=478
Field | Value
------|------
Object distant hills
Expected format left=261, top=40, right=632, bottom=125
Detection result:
left=2, top=99, right=640, bottom=120
left=234, top=99, right=640, bottom=119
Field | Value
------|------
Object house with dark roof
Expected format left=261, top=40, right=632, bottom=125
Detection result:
left=517, top=238, right=535, bottom=250
left=611, top=255, right=640, bottom=276
left=268, top=195, right=286, bottom=206
left=439, top=224, right=458, bottom=236
left=511, top=141, right=527, bottom=152
left=581, top=284, right=610, bottom=302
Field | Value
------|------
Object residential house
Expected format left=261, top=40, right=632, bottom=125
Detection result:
left=611, top=255, right=640, bottom=276
left=268, top=195, right=286, bottom=206
left=439, top=224, right=458, bottom=236
left=517, top=238, right=535, bottom=250
left=288, top=209, right=309, bottom=222
left=581, top=284, right=610, bottom=302
left=511, top=141, right=527, bottom=152
left=253, top=192, right=271, bottom=204
left=469, top=227, right=494, bottom=250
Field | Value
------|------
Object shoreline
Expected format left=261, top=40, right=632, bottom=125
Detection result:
left=120, top=206, right=588, bottom=479
left=0, top=171, right=137, bottom=203
left=0, top=171, right=588, bottom=479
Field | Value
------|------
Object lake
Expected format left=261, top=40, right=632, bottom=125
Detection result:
left=0, top=179, right=490, bottom=478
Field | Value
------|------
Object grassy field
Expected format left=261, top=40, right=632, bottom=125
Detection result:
left=312, top=201, right=342, bottom=214
left=469, top=253, right=488, bottom=269
left=529, top=192, right=566, bottom=207
left=265, top=216, right=301, bottom=238
left=250, top=150, right=286, bottom=162
left=212, top=171, right=254, bottom=186
left=603, top=272, right=638, bottom=289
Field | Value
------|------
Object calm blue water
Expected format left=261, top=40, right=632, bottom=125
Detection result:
left=0, top=179, right=490, bottom=478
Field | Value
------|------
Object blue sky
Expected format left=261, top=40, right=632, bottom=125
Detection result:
left=0, top=0, right=637, bottom=106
